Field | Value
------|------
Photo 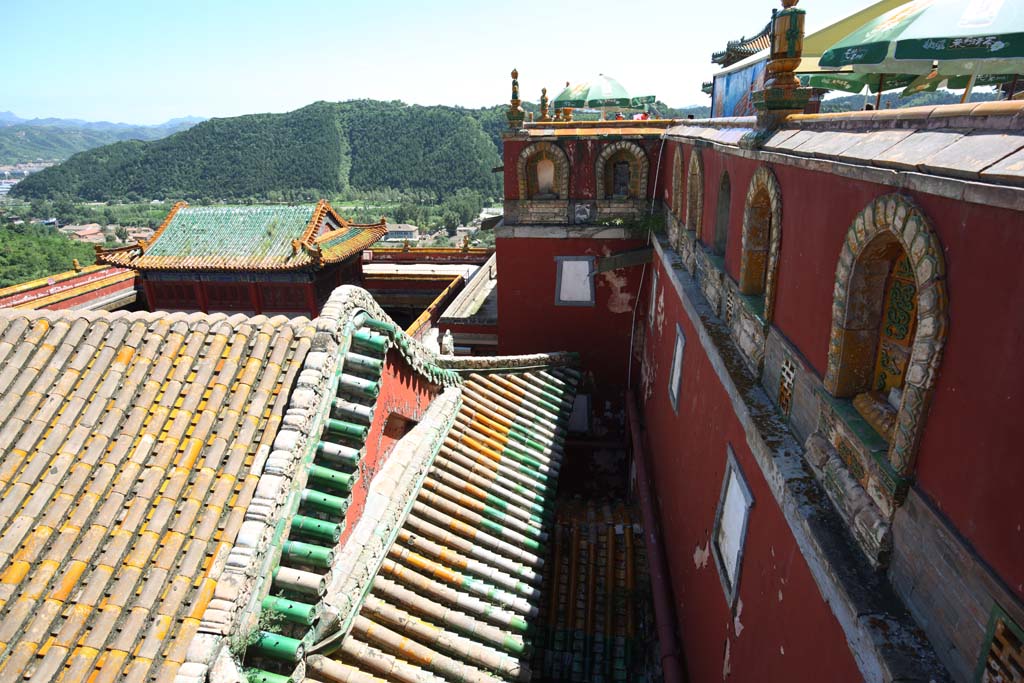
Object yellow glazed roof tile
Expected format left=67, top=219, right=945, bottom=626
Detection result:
left=0, top=307, right=315, bottom=681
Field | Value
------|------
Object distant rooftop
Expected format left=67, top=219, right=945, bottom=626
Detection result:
left=97, top=200, right=387, bottom=271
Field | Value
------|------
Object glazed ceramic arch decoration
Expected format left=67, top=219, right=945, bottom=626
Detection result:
left=671, top=147, right=686, bottom=220
left=824, top=193, right=948, bottom=476
left=739, top=166, right=783, bottom=323
left=685, top=148, right=704, bottom=241
left=595, top=141, right=649, bottom=201
left=517, top=141, right=570, bottom=200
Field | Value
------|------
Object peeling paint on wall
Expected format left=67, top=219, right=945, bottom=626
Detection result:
left=599, top=268, right=634, bottom=314
left=733, top=598, right=744, bottom=637
left=655, top=287, right=666, bottom=335
left=722, top=638, right=732, bottom=680
left=640, top=348, right=658, bottom=404
left=694, top=541, right=710, bottom=569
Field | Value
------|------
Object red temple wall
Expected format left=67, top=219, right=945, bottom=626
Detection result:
left=338, top=348, right=439, bottom=546
left=639, top=255, right=863, bottom=682
left=663, top=141, right=1024, bottom=603
left=495, top=236, right=645, bottom=438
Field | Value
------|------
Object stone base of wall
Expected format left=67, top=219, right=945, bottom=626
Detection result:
left=891, top=488, right=1024, bottom=682
left=691, top=244, right=766, bottom=375
left=505, top=199, right=570, bottom=225
left=595, top=198, right=650, bottom=222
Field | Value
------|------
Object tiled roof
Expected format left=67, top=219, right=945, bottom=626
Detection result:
left=711, top=23, right=771, bottom=66
left=97, top=201, right=387, bottom=272
left=0, top=307, right=315, bottom=682
left=293, top=365, right=579, bottom=683
left=534, top=501, right=653, bottom=681
left=215, top=284, right=580, bottom=682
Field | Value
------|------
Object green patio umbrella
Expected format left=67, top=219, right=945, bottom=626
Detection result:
left=804, top=72, right=916, bottom=93
left=820, top=0, right=1024, bottom=75
left=552, top=75, right=655, bottom=112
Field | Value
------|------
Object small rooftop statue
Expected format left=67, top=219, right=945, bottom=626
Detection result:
left=507, top=69, right=526, bottom=129
left=539, top=87, right=552, bottom=122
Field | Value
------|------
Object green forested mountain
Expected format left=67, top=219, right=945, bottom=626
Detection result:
left=13, top=101, right=502, bottom=202
left=0, top=120, right=199, bottom=165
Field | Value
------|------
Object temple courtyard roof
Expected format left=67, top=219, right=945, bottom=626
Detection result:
left=97, top=201, right=388, bottom=272
left=0, top=285, right=623, bottom=683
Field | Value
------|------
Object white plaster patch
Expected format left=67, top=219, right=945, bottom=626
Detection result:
left=722, top=638, right=731, bottom=680
left=693, top=542, right=710, bottom=569
left=733, top=598, right=744, bottom=637
left=599, top=267, right=634, bottom=314
left=640, top=352, right=657, bottom=404
left=778, top=589, right=783, bottom=602
left=780, top=646, right=785, bottom=656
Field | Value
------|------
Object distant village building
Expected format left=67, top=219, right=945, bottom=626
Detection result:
left=96, top=200, right=387, bottom=317
left=68, top=223, right=105, bottom=243
left=382, top=222, right=419, bottom=242
left=455, top=225, right=478, bottom=241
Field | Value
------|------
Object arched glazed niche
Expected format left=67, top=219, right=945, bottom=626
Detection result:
left=824, top=194, right=948, bottom=476
left=739, top=166, right=783, bottom=322
left=686, top=149, right=704, bottom=238
left=671, top=146, right=686, bottom=220
left=595, top=141, right=649, bottom=200
left=517, top=142, right=570, bottom=200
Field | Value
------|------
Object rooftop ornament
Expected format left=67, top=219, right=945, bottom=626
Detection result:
left=745, top=0, right=812, bottom=142
left=506, top=68, right=526, bottom=129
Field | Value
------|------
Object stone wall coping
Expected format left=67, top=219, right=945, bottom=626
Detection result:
left=495, top=224, right=643, bottom=240
left=663, top=133, right=1024, bottom=213
left=787, top=100, right=1024, bottom=132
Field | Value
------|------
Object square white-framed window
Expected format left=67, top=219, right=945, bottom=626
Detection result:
left=648, top=268, right=659, bottom=329
left=567, top=393, right=591, bottom=433
left=668, top=323, right=685, bottom=412
left=712, top=445, right=755, bottom=608
left=554, top=256, right=596, bottom=306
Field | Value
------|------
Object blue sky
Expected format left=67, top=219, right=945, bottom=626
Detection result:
left=4, top=0, right=873, bottom=124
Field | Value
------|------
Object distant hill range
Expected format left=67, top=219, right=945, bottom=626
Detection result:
left=821, top=89, right=998, bottom=113
left=0, top=113, right=205, bottom=165
left=7, top=99, right=710, bottom=203
left=12, top=101, right=504, bottom=202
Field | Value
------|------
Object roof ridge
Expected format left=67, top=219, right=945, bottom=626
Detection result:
left=139, top=199, right=187, bottom=252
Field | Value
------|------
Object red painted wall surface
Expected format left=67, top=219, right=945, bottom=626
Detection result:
left=639, top=256, right=863, bottom=682
left=662, top=139, right=1024, bottom=603
left=47, top=280, right=136, bottom=310
left=0, top=267, right=136, bottom=309
left=338, top=349, right=439, bottom=545
left=496, top=236, right=646, bottom=438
